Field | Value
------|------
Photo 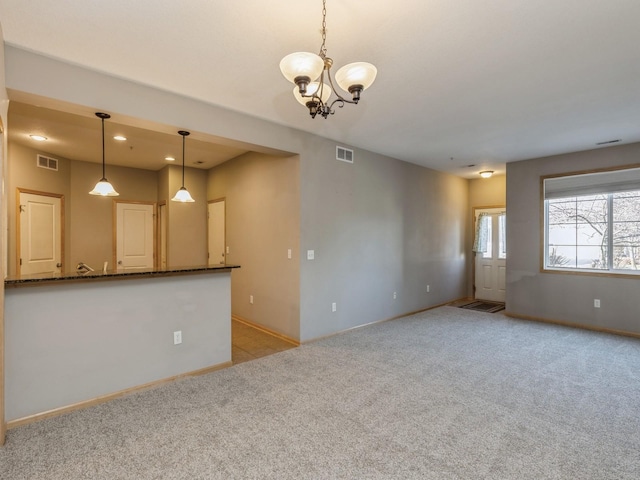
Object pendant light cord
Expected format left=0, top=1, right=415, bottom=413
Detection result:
left=181, top=133, right=185, bottom=187
left=101, top=116, right=106, bottom=179
left=177, top=130, right=190, bottom=188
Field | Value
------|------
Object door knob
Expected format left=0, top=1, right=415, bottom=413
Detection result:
left=56, top=263, right=62, bottom=268
left=118, top=260, right=123, bottom=265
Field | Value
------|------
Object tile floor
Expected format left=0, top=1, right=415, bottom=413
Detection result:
left=231, top=319, right=297, bottom=364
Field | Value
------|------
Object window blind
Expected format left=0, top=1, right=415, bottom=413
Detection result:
left=544, top=167, right=640, bottom=199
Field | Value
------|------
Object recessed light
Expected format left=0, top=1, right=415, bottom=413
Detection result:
left=165, top=156, right=175, bottom=162
left=113, top=135, right=127, bottom=141
left=30, top=134, right=47, bottom=141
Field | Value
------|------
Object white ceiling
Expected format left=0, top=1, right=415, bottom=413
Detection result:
left=1, top=0, right=639, bottom=177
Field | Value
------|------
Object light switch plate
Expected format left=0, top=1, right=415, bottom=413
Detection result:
left=307, top=250, right=315, bottom=260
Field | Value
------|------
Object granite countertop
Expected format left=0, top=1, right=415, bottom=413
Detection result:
left=5, top=264, right=241, bottom=287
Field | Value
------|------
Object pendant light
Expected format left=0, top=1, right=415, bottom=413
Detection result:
left=89, top=112, right=119, bottom=196
left=171, top=130, right=195, bottom=202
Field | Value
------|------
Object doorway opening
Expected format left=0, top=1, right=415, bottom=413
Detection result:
left=473, top=207, right=506, bottom=303
left=231, top=317, right=297, bottom=364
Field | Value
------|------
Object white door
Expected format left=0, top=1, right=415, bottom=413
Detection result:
left=474, top=208, right=506, bottom=302
left=208, top=200, right=225, bottom=265
left=116, top=202, right=155, bottom=271
left=18, top=191, right=63, bottom=276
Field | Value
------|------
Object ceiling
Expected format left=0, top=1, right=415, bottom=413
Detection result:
left=1, top=0, right=639, bottom=178
left=8, top=101, right=251, bottom=171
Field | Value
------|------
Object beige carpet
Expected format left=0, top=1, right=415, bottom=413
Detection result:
left=1, top=306, right=639, bottom=479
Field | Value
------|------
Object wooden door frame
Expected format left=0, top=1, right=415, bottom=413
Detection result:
left=16, top=188, right=65, bottom=276
left=157, top=201, right=167, bottom=269
left=112, top=200, right=157, bottom=270
left=207, top=197, right=226, bottom=266
left=471, top=205, right=506, bottom=300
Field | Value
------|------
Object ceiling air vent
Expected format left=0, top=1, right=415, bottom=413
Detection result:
left=37, top=154, right=59, bottom=171
left=336, top=146, right=354, bottom=164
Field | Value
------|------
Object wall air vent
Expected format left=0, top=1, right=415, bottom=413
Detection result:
left=336, top=146, right=354, bottom=164
left=37, top=154, right=59, bottom=171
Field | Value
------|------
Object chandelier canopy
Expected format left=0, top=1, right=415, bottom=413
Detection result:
left=279, top=0, right=377, bottom=119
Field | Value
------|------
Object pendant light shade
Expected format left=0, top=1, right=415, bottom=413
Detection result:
left=171, top=130, right=195, bottom=203
left=89, top=112, right=119, bottom=196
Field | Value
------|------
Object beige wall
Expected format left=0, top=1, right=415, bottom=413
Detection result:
left=7, top=142, right=72, bottom=275
left=8, top=144, right=159, bottom=274
left=167, top=164, right=208, bottom=267
left=469, top=174, right=506, bottom=210
left=70, top=159, right=158, bottom=271
left=207, top=153, right=300, bottom=340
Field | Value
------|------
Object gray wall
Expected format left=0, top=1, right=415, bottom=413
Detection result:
left=5, top=273, right=232, bottom=421
left=300, top=137, right=469, bottom=341
left=4, top=45, right=471, bottom=344
left=207, top=152, right=300, bottom=340
left=506, top=142, right=640, bottom=334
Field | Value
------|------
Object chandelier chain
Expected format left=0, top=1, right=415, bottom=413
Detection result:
left=319, top=0, right=327, bottom=58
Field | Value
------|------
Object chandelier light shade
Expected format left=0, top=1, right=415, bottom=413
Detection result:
left=171, top=130, right=195, bottom=203
left=293, top=82, right=332, bottom=106
left=279, top=0, right=377, bottom=119
left=89, top=112, right=119, bottom=197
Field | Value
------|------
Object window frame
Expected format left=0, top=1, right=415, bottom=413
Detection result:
left=541, top=165, right=640, bottom=277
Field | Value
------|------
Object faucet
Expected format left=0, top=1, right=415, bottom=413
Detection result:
left=76, top=262, right=94, bottom=275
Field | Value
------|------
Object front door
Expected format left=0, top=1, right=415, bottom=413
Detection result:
left=208, top=199, right=226, bottom=265
left=18, top=190, right=63, bottom=276
left=474, top=208, right=506, bottom=302
left=115, top=202, right=155, bottom=271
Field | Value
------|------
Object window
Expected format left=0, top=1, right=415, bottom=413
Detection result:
left=473, top=211, right=506, bottom=259
left=543, top=167, right=640, bottom=274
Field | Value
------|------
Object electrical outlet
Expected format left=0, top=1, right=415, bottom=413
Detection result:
left=288, top=249, right=292, bottom=259
left=332, top=302, right=337, bottom=312
left=393, top=292, right=397, bottom=299
left=250, top=295, right=254, bottom=304
left=173, top=331, right=182, bottom=345
left=594, top=299, right=600, bottom=308
left=226, top=246, right=230, bottom=254
left=427, top=285, right=430, bottom=293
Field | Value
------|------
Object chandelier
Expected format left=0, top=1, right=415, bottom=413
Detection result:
left=279, top=0, right=377, bottom=119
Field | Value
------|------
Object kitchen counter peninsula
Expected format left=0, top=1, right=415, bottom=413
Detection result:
left=4, top=264, right=239, bottom=426
left=5, top=263, right=240, bottom=287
